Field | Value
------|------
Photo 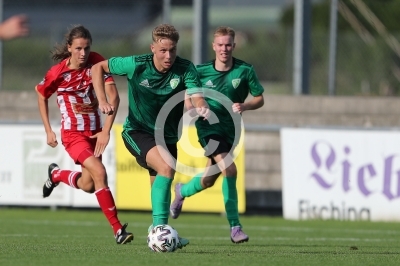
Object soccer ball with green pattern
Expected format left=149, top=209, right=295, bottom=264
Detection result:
left=147, top=224, right=179, bottom=252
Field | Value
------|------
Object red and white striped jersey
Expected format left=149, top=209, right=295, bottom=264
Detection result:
left=36, top=52, right=114, bottom=131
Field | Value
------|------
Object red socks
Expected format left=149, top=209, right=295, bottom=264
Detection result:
left=95, top=187, right=122, bottom=235
left=52, top=169, right=122, bottom=235
left=52, top=169, right=80, bottom=188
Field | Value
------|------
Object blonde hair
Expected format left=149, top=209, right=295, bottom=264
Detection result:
left=152, top=24, right=180, bottom=43
left=214, top=26, right=235, bottom=40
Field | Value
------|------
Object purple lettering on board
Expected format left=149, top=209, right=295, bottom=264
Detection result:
left=310, top=141, right=336, bottom=189
left=357, top=164, right=376, bottom=196
left=342, top=146, right=351, bottom=192
left=383, top=155, right=400, bottom=200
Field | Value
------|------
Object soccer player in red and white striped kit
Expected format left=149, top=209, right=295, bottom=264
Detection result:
left=35, top=25, right=133, bottom=244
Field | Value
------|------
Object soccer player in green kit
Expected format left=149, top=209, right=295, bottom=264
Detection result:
left=91, top=24, right=210, bottom=248
left=170, top=26, right=265, bottom=244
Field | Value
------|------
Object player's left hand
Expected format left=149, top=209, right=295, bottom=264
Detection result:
left=196, top=106, right=210, bottom=120
left=98, top=101, right=114, bottom=115
left=232, top=103, right=244, bottom=114
left=90, top=131, right=110, bottom=157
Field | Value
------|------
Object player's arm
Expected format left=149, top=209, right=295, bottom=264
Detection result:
left=185, top=62, right=210, bottom=119
left=35, top=86, right=58, bottom=148
left=102, top=82, right=119, bottom=133
left=0, top=14, right=29, bottom=40
left=233, top=66, right=265, bottom=113
left=232, top=94, right=264, bottom=114
left=92, top=81, right=120, bottom=157
left=189, top=92, right=210, bottom=120
left=91, top=60, right=114, bottom=115
left=184, top=91, right=194, bottom=110
left=184, top=91, right=198, bottom=118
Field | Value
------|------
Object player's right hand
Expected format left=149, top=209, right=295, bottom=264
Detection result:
left=98, top=101, right=114, bottom=115
left=46, top=131, right=58, bottom=148
left=90, top=130, right=110, bottom=157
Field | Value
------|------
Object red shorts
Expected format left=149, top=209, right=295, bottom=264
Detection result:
left=61, top=129, right=102, bottom=165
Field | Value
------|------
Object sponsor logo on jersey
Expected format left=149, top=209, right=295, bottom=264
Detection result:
left=39, top=78, right=45, bottom=85
left=232, top=79, right=241, bottom=89
left=139, top=79, right=152, bottom=88
left=205, top=80, right=216, bottom=88
left=63, top=72, right=71, bottom=82
left=170, top=78, right=180, bottom=89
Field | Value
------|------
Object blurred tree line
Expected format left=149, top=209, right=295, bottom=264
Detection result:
left=4, top=0, right=400, bottom=96
left=280, top=0, right=400, bottom=96
left=281, top=0, right=400, bottom=32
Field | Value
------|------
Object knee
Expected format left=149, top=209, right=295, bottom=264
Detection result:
left=90, top=165, right=107, bottom=181
left=155, top=162, right=175, bottom=177
left=202, top=174, right=219, bottom=188
left=225, top=163, right=237, bottom=177
left=202, top=178, right=216, bottom=188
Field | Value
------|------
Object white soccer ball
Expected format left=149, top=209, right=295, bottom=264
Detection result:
left=147, top=224, right=179, bottom=252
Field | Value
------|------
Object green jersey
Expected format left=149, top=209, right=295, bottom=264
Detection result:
left=108, top=54, right=202, bottom=144
left=195, top=58, right=264, bottom=145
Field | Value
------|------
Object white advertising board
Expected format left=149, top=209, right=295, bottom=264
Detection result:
left=0, top=124, right=115, bottom=207
left=281, top=128, right=400, bottom=221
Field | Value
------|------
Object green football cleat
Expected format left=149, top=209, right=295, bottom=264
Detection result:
left=177, top=236, right=189, bottom=249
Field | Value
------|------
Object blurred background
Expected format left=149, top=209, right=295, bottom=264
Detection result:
left=4, top=0, right=400, bottom=96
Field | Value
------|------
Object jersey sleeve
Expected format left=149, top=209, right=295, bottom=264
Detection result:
left=108, top=56, right=136, bottom=79
left=35, top=69, right=58, bottom=99
left=184, top=62, right=203, bottom=95
left=247, top=66, right=264, bottom=96
left=90, top=52, right=114, bottom=83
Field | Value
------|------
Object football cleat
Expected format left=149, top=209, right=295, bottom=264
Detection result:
left=170, top=183, right=185, bottom=219
left=147, top=224, right=153, bottom=233
left=230, top=226, right=249, bottom=244
left=177, top=236, right=189, bottom=249
left=115, top=223, right=134, bottom=244
left=42, top=163, right=60, bottom=198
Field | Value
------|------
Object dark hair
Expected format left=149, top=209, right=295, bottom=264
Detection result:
left=51, top=25, right=92, bottom=61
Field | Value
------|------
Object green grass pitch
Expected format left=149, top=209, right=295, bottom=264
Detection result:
left=0, top=208, right=399, bottom=266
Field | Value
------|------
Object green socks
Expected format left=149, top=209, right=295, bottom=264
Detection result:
left=181, top=174, right=204, bottom=197
left=222, top=176, right=241, bottom=227
left=151, top=175, right=172, bottom=226
left=179, top=174, right=241, bottom=227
